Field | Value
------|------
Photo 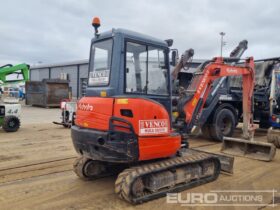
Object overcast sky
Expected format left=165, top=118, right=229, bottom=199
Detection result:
left=0, top=0, right=279, bottom=66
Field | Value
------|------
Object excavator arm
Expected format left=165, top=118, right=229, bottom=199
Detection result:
left=183, top=57, right=255, bottom=139
left=171, top=48, right=194, bottom=80
left=230, top=40, right=248, bottom=58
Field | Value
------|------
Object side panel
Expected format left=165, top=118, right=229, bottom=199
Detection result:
left=113, top=98, right=181, bottom=160
left=113, top=98, right=171, bottom=137
left=75, top=97, right=114, bottom=131
left=138, top=135, right=181, bottom=161
left=4, top=104, right=21, bottom=117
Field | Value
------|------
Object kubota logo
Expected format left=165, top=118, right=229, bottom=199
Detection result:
left=78, top=103, right=93, bottom=111
left=226, top=68, right=238, bottom=74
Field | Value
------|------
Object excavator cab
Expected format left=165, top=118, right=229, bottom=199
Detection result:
left=86, top=28, right=173, bottom=115
left=73, top=28, right=184, bottom=163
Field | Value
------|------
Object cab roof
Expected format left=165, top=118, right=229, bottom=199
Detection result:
left=91, top=28, right=169, bottom=48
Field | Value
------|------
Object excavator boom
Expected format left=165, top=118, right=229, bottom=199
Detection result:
left=171, top=48, right=194, bottom=80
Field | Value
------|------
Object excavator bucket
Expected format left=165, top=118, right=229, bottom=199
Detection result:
left=221, top=137, right=276, bottom=161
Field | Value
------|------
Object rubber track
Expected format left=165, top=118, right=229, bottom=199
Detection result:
left=73, top=156, right=115, bottom=181
left=267, top=129, right=280, bottom=148
left=115, top=152, right=221, bottom=204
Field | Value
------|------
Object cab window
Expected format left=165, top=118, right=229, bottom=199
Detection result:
left=88, top=39, right=113, bottom=86
left=125, top=42, right=168, bottom=95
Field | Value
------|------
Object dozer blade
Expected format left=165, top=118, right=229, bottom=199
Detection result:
left=221, top=137, right=276, bottom=161
left=188, top=148, right=234, bottom=174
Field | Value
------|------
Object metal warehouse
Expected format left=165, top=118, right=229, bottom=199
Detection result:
left=30, top=60, right=89, bottom=98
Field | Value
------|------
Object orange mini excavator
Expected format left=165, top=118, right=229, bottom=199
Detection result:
left=71, top=17, right=263, bottom=204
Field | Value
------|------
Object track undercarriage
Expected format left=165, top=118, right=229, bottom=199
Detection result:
left=73, top=150, right=221, bottom=204
left=267, top=127, right=280, bottom=148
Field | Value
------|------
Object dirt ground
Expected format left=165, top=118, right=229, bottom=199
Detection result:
left=0, top=106, right=279, bottom=210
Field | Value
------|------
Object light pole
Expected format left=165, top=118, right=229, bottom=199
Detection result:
left=220, top=32, right=226, bottom=57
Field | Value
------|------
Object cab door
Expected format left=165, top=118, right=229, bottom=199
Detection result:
left=124, top=41, right=171, bottom=116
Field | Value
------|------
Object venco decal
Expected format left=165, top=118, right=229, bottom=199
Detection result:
left=139, top=119, right=168, bottom=135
